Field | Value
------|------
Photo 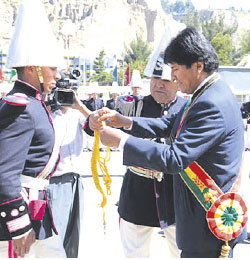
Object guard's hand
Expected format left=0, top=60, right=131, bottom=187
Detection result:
left=99, top=107, right=133, bottom=129
left=99, top=126, right=125, bottom=148
left=89, top=111, right=103, bottom=131
left=13, top=229, right=36, bottom=258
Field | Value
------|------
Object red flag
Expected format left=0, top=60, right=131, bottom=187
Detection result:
left=125, top=64, right=130, bottom=86
left=0, top=67, right=4, bottom=81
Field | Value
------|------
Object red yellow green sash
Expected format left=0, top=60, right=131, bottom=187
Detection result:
left=180, top=161, right=223, bottom=211
left=180, top=162, right=247, bottom=245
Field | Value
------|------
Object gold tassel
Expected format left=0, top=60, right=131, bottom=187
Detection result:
left=219, top=241, right=231, bottom=258
left=91, top=130, right=112, bottom=231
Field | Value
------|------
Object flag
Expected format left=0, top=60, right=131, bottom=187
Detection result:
left=0, top=67, right=4, bottom=81
left=112, top=65, right=118, bottom=82
left=125, top=64, right=130, bottom=86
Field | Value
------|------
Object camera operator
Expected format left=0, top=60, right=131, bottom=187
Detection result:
left=45, top=73, right=91, bottom=258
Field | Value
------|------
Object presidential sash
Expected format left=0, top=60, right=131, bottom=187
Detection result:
left=180, top=162, right=247, bottom=243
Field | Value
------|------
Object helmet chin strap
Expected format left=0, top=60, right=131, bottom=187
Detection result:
left=36, top=66, right=44, bottom=93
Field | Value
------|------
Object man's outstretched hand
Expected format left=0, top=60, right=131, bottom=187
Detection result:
left=99, top=126, right=126, bottom=148
left=89, top=107, right=133, bottom=131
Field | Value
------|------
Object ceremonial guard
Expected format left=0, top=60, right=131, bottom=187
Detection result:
left=130, top=69, right=143, bottom=98
left=115, top=69, right=144, bottom=117
left=0, top=0, right=65, bottom=257
left=90, top=27, right=248, bottom=258
left=117, top=45, right=186, bottom=257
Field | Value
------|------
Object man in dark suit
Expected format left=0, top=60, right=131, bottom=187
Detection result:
left=106, top=83, right=119, bottom=110
left=106, top=94, right=118, bottom=110
left=82, top=91, right=104, bottom=111
left=89, top=27, right=247, bottom=258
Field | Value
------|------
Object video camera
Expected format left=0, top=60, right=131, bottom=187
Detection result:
left=45, top=68, right=82, bottom=111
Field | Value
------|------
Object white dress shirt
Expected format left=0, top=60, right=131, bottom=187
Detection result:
left=51, top=108, right=87, bottom=176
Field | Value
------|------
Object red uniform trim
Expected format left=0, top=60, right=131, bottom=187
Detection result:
left=0, top=197, right=23, bottom=206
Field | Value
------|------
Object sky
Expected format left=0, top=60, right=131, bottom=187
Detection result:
left=168, top=0, right=250, bottom=10
left=192, top=0, right=249, bottom=10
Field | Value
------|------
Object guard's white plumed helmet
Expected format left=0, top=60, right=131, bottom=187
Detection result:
left=144, top=25, right=181, bottom=81
left=6, top=0, right=64, bottom=69
left=148, top=53, right=172, bottom=81
left=130, top=70, right=143, bottom=88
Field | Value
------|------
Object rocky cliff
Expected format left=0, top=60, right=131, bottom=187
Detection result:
left=0, top=0, right=185, bottom=59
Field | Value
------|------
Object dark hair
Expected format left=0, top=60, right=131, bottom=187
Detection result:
left=164, top=27, right=219, bottom=73
left=14, top=67, right=25, bottom=76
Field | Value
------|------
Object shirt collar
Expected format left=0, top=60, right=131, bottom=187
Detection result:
left=191, top=72, right=217, bottom=99
left=160, top=96, right=177, bottom=108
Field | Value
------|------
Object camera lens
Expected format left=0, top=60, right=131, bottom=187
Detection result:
left=57, top=93, right=65, bottom=103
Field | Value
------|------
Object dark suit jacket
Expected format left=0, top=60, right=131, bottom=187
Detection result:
left=122, top=77, right=247, bottom=252
left=82, top=97, right=104, bottom=111
left=106, top=98, right=117, bottom=110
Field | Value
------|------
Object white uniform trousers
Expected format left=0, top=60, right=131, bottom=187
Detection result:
left=119, top=218, right=180, bottom=258
left=0, top=234, right=66, bottom=258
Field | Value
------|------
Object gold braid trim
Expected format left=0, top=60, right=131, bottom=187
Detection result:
left=219, top=241, right=231, bottom=258
left=91, top=130, right=112, bottom=227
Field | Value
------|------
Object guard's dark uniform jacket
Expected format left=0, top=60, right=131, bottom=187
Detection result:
left=82, top=97, right=104, bottom=111
left=117, top=94, right=186, bottom=228
left=122, top=77, right=247, bottom=254
left=0, top=80, right=58, bottom=241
